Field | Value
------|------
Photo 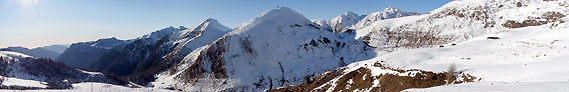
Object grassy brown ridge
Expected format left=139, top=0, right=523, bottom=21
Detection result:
left=270, top=62, right=479, bottom=92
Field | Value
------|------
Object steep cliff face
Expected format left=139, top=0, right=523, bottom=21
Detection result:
left=152, top=7, right=376, bottom=91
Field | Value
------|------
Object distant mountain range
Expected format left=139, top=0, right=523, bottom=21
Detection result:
left=313, top=7, right=420, bottom=32
left=1, top=45, right=69, bottom=60
left=56, top=37, right=132, bottom=69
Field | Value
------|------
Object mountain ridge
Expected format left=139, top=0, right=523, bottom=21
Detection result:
left=152, top=7, right=376, bottom=91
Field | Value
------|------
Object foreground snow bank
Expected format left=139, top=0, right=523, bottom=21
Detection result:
left=0, top=82, right=173, bottom=92
left=1, top=77, right=47, bottom=88
left=377, top=25, right=569, bottom=82
left=405, top=81, right=569, bottom=92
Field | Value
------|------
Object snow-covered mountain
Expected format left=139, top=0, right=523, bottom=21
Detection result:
left=313, top=7, right=419, bottom=33
left=87, top=26, right=188, bottom=76
left=352, top=7, right=420, bottom=28
left=152, top=7, right=375, bottom=91
left=273, top=0, right=569, bottom=91
left=3, top=0, right=567, bottom=91
left=1, top=18, right=231, bottom=91
left=0, top=51, right=126, bottom=89
left=90, top=19, right=231, bottom=85
left=354, top=0, right=566, bottom=51
left=57, top=37, right=131, bottom=69
left=313, top=11, right=364, bottom=32
left=1, top=46, right=61, bottom=60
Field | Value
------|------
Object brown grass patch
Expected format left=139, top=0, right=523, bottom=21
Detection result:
left=503, top=11, right=566, bottom=28
left=269, top=69, right=344, bottom=92
left=271, top=62, right=478, bottom=92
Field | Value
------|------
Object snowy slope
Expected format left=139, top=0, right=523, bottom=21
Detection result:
left=273, top=0, right=569, bottom=92
left=160, top=18, right=231, bottom=67
left=0, top=51, right=127, bottom=89
left=153, top=7, right=375, bottom=91
left=1, top=0, right=565, bottom=91
left=404, top=81, right=569, bottom=92
left=372, top=25, right=569, bottom=81
left=1, top=77, right=47, bottom=88
left=88, top=26, right=188, bottom=76
left=314, top=7, right=419, bottom=33
left=295, top=23, right=569, bottom=92
left=354, top=0, right=567, bottom=50
left=89, top=19, right=231, bottom=86
left=0, top=82, right=173, bottom=92
left=403, top=26, right=569, bottom=92
left=0, top=50, right=33, bottom=59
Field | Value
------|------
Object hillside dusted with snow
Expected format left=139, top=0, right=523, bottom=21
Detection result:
left=152, top=7, right=375, bottom=91
left=3, top=0, right=569, bottom=91
left=273, top=0, right=569, bottom=91
left=314, top=7, right=419, bottom=33
left=355, top=0, right=567, bottom=51
left=88, top=26, right=189, bottom=76
left=0, top=51, right=127, bottom=89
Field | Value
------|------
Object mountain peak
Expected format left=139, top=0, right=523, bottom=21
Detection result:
left=205, top=18, right=218, bottom=23
left=96, top=37, right=119, bottom=42
left=345, top=11, right=358, bottom=16
left=251, top=7, right=308, bottom=24
left=351, top=7, right=419, bottom=29
left=342, top=11, right=362, bottom=20
left=178, top=26, right=188, bottom=30
left=194, top=18, right=230, bottom=32
left=382, top=7, right=400, bottom=12
left=6, top=46, right=28, bottom=49
left=91, top=37, right=127, bottom=49
left=260, top=7, right=300, bottom=17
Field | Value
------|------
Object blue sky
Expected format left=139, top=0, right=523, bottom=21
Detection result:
left=0, top=0, right=453, bottom=48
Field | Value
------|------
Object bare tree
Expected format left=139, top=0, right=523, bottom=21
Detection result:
left=446, top=63, right=456, bottom=84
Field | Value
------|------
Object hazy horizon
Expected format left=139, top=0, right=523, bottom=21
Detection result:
left=0, top=0, right=453, bottom=48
